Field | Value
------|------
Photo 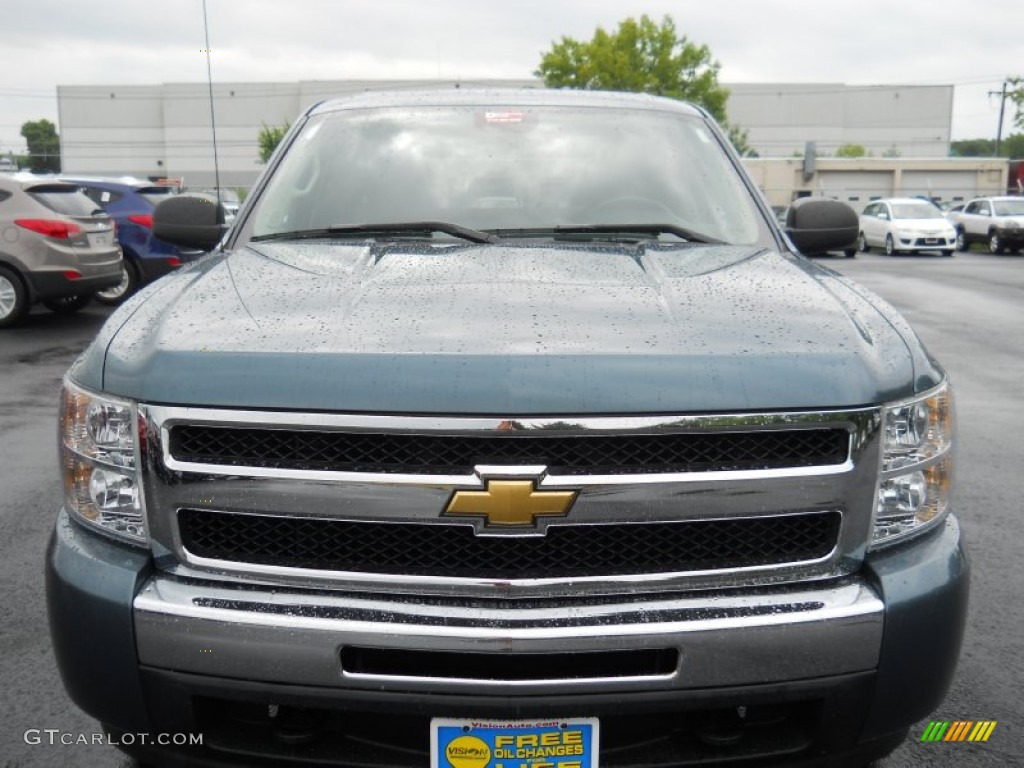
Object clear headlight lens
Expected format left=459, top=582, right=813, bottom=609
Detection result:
left=872, top=381, right=954, bottom=548
left=60, top=379, right=146, bottom=544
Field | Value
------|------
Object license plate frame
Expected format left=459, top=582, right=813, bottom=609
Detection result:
left=88, top=230, right=113, bottom=248
left=431, top=717, right=599, bottom=767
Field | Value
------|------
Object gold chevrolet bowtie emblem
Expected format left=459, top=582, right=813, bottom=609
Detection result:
left=445, top=480, right=577, bottom=527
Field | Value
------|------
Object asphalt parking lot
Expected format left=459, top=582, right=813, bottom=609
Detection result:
left=1, top=247, right=1022, bottom=767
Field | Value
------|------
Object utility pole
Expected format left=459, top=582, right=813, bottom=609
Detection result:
left=989, top=81, right=1009, bottom=157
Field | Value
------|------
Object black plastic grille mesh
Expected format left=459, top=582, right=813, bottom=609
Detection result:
left=178, top=509, right=841, bottom=578
left=169, top=426, right=848, bottom=475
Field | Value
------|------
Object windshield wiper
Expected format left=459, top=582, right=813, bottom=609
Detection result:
left=551, top=224, right=724, bottom=244
left=251, top=221, right=500, bottom=244
left=485, top=224, right=724, bottom=244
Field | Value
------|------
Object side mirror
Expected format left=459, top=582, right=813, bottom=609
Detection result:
left=153, top=195, right=227, bottom=252
left=785, top=197, right=858, bottom=254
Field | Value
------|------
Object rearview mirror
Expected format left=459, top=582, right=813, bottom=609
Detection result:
left=153, top=195, right=227, bottom=252
left=785, top=197, right=858, bottom=254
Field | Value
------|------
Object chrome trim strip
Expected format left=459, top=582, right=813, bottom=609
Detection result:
left=145, top=404, right=878, bottom=433
left=158, top=458, right=855, bottom=486
left=135, top=577, right=880, bottom=638
left=133, top=576, right=884, bottom=691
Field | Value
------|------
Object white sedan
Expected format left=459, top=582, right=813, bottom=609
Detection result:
left=858, top=198, right=957, bottom=256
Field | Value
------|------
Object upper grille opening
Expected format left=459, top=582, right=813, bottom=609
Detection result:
left=169, top=426, right=848, bottom=475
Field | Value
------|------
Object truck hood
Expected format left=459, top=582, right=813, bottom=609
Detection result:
left=82, top=241, right=940, bottom=413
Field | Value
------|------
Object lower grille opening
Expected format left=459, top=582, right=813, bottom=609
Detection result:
left=191, top=698, right=821, bottom=767
left=177, top=509, right=841, bottom=578
left=340, top=647, right=679, bottom=681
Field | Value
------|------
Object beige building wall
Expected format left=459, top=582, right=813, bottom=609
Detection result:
left=743, top=157, right=1009, bottom=209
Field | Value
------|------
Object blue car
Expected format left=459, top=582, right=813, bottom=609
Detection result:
left=60, top=177, right=204, bottom=303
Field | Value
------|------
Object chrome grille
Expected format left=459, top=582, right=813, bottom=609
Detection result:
left=178, top=509, right=842, bottom=578
left=169, top=425, right=848, bottom=475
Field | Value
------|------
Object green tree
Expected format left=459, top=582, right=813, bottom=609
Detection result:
left=20, top=119, right=60, bottom=173
left=950, top=134, right=1024, bottom=157
left=727, top=125, right=757, bottom=158
left=535, top=15, right=753, bottom=154
left=950, top=138, right=995, bottom=157
left=1009, top=76, right=1024, bottom=131
left=1005, top=133, right=1024, bottom=157
left=257, top=122, right=290, bottom=163
left=835, top=143, right=868, bottom=158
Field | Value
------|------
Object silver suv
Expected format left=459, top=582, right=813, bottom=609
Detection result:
left=952, top=195, right=1024, bottom=253
left=0, top=173, right=122, bottom=326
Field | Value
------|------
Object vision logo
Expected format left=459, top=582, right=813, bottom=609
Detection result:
left=921, top=721, right=997, bottom=742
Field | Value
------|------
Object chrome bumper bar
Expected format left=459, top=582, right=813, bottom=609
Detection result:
left=134, top=576, right=883, bottom=694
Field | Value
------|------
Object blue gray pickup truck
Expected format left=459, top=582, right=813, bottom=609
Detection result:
left=48, top=89, right=967, bottom=768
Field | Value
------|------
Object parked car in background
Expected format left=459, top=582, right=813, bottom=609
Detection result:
left=60, top=177, right=205, bottom=303
left=857, top=197, right=957, bottom=256
left=0, top=173, right=122, bottom=327
left=950, top=195, right=1024, bottom=253
left=944, top=203, right=965, bottom=223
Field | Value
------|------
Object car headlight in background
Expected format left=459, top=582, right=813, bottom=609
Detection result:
left=872, top=380, right=954, bottom=548
left=60, top=379, right=146, bottom=544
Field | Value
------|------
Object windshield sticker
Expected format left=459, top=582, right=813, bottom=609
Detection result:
left=484, top=110, right=525, bottom=124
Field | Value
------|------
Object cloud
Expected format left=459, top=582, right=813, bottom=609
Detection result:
left=1, top=0, right=1022, bottom=150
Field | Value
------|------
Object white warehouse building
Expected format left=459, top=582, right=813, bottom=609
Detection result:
left=58, top=79, right=997, bottom=205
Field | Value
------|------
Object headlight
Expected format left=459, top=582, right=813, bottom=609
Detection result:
left=60, top=379, right=146, bottom=544
left=871, top=381, right=954, bottom=548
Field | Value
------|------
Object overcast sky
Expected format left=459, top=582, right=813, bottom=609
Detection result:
left=2, top=0, right=1022, bottom=154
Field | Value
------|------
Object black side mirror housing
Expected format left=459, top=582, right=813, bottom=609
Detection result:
left=785, top=197, right=858, bottom=255
left=153, top=195, right=227, bottom=252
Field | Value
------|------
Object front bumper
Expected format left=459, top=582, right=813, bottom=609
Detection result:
left=47, top=509, right=968, bottom=767
left=993, top=226, right=1024, bottom=246
left=896, top=235, right=956, bottom=252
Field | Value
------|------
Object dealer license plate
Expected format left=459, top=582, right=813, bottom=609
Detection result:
left=431, top=718, right=599, bottom=768
left=924, top=238, right=939, bottom=244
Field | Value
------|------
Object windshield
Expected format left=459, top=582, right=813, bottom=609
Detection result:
left=993, top=199, right=1024, bottom=216
left=247, top=104, right=765, bottom=245
left=890, top=202, right=944, bottom=220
